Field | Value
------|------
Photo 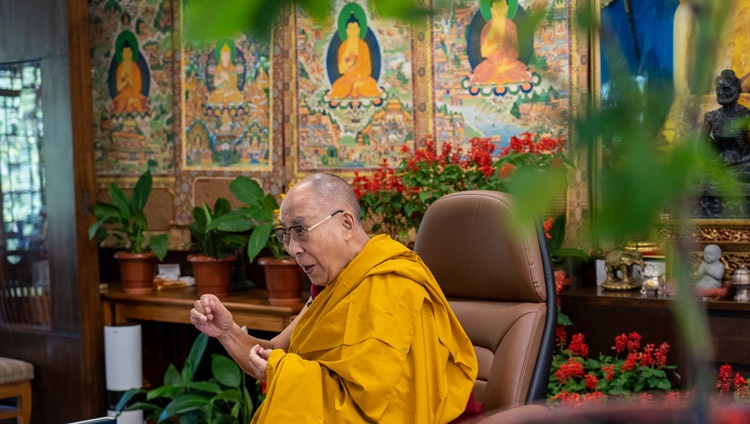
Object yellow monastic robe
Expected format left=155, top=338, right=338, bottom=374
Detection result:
left=251, top=235, right=478, bottom=423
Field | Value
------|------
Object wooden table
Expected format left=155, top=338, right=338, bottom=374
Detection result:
left=559, top=286, right=750, bottom=385
left=101, top=285, right=305, bottom=333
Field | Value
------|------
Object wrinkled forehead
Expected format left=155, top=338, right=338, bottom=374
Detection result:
left=279, top=184, right=322, bottom=225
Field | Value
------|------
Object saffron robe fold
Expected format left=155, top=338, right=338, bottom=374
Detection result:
left=251, top=235, right=478, bottom=423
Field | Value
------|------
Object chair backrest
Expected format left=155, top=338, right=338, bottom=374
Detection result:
left=413, top=190, right=556, bottom=411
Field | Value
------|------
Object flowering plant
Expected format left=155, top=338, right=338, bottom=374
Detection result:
left=352, top=133, right=569, bottom=241
left=549, top=270, right=676, bottom=407
left=549, top=330, right=676, bottom=406
left=715, top=363, right=750, bottom=403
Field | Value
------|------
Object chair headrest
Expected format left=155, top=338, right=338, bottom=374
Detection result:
left=414, top=190, right=547, bottom=303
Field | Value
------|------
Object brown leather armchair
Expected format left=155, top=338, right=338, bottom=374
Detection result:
left=414, top=190, right=556, bottom=416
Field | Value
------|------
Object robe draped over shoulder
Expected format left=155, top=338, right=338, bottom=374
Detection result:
left=251, top=235, right=478, bottom=423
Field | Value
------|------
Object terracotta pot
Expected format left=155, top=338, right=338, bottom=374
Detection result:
left=188, top=254, right=236, bottom=298
left=115, top=251, right=157, bottom=294
left=258, top=256, right=303, bottom=306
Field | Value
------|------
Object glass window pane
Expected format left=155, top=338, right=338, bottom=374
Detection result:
left=0, top=61, right=49, bottom=329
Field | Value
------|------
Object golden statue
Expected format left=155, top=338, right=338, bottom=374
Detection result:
left=208, top=42, right=245, bottom=106
left=112, top=41, right=148, bottom=113
left=470, top=0, right=532, bottom=86
left=329, top=12, right=382, bottom=100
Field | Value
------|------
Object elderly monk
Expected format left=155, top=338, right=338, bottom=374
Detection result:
left=190, top=173, right=478, bottom=423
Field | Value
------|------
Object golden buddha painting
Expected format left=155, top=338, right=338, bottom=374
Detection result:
left=324, top=3, right=386, bottom=108
left=432, top=0, right=570, bottom=155
left=108, top=30, right=150, bottom=114
left=296, top=0, right=413, bottom=171
left=466, top=0, right=537, bottom=94
left=182, top=27, right=272, bottom=170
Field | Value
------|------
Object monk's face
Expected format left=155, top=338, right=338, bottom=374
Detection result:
left=279, top=183, right=350, bottom=286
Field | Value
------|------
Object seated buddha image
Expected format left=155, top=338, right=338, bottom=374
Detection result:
left=468, top=0, right=535, bottom=93
left=325, top=5, right=385, bottom=108
left=208, top=42, right=245, bottom=107
left=111, top=32, right=149, bottom=114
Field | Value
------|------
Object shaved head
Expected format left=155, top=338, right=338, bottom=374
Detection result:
left=291, top=174, right=362, bottom=225
left=278, top=173, right=370, bottom=286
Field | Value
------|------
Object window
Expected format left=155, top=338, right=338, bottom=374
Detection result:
left=0, top=61, right=49, bottom=328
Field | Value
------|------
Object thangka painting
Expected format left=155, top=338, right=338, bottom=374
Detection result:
left=89, top=0, right=175, bottom=175
left=295, top=1, right=414, bottom=171
left=433, top=0, right=571, bottom=153
left=182, top=8, right=272, bottom=171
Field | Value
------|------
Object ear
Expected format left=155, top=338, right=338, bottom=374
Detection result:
left=340, top=211, right=355, bottom=239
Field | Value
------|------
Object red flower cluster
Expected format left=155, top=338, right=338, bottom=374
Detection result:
left=715, top=363, right=750, bottom=401
left=549, top=330, right=676, bottom=408
left=351, top=133, right=568, bottom=240
left=500, top=132, right=566, bottom=156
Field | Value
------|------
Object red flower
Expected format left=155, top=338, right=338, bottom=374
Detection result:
left=601, top=364, right=615, bottom=381
left=613, top=333, right=628, bottom=353
left=584, top=373, right=598, bottom=390
left=498, top=162, right=517, bottom=179
left=627, top=332, right=642, bottom=352
left=621, top=352, right=639, bottom=372
left=543, top=217, right=554, bottom=239
left=569, top=333, right=589, bottom=357
left=581, top=391, right=606, bottom=406
left=734, top=372, right=748, bottom=390
left=654, top=342, right=670, bottom=367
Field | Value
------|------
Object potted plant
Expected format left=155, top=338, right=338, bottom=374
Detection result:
left=88, top=169, right=169, bottom=294
left=115, top=332, right=258, bottom=423
left=211, top=176, right=304, bottom=306
left=187, top=198, right=249, bottom=298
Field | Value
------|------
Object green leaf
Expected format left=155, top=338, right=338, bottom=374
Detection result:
left=184, top=380, right=222, bottom=393
left=91, top=202, right=121, bottom=222
left=87, top=220, right=105, bottom=240
left=114, top=388, right=145, bottom=412
left=211, top=211, right=254, bottom=232
left=214, top=388, right=242, bottom=402
left=159, top=394, right=211, bottom=422
left=149, top=234, right=169, bottom=261
left=163, top=363, right=182, bottom=386
left=230, top=176, right=264, bottom=206
left=212, top=354, right=242, bottom=388
left=147, top=384, right=182, bottom=401
left=132, top=169, right=153, bottom=212
left=213, top=197, right=232, bottom=217
left=247, top=223, right=273, bottom=263
left=108, top=183, right=132, bottom=217
left=186, top=333, right=209, bottom=377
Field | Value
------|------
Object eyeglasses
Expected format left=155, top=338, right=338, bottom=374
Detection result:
left=272, top=210, right=344, bottom=245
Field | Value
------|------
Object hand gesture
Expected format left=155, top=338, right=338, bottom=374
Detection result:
left=190, top=294, right=235, bottom=338
left=248, top=344, right=272, bottom=382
